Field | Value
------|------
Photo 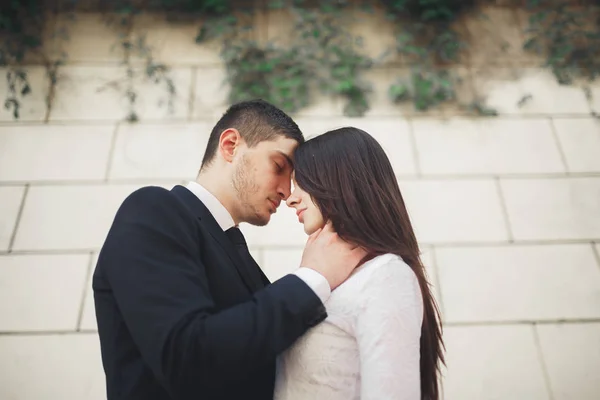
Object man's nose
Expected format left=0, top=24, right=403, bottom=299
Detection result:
left=278, top=179, right=292, bottom=200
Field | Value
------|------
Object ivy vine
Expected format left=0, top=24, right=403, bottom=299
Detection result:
left=196, top=0, right=372, bottom=116
left=1, top=0, right=45, bottom=119
left=1, top=0, right=599, bottom=121
left=523, top=0, right=600, bottom=85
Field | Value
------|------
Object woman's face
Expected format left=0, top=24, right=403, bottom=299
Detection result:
left=285, top=176, right=325, bottom=235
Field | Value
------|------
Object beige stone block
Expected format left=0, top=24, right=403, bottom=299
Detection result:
left=50, top=65, right=193, bottom=121
left=399, top=179, right=509, bottom=243
left=109, top=122, right=210, bottom=180
left=553, top=118, right=600, bottom=173
left=350, top=4, right=471, bottom=67
left=471, top=68, right=525, bottom=115
left=442, top=325, right=550, bottom=400
left=130, top=67, right=193, bottom=121
left=473, top=68, right=591, bottom=115
left=0, top=186, right=25, bottom=251
left=241, top=204, right=307, bottom=247
left=588, top=82, right=600, bottom=115
left=131, top=13, right=223, bottom=66
left=537, top=322, right=600, bottom=400
left=364, top=67, right=476, bottom=118
left=262, top=248, right=303, bottom=282
left=413, top=117, right=565, bottom=175
left=0, top=124, right=113, bottom=182
left=192, top=67, right=230, bottom=118
left=12, top=183, right=178, bottom=251
left=0, top=67, right=50, bottom=122
left=80, top=253, right=98, bottom=331
left=0, top=333, right=106, bottom=400
left=501, top=177, right=600, bottom=240
left=517, top=69, right=592, bottom=114
left=50, top=12, right=127, bottom=63
left=0, top=254, right=90, bottom=332
left=350, top=5, right=400, bottom=64
left=264, top=8, right=302, bottom=46
left=437, top=244, right=600, bottom=323
left=294, top=117, right=417, bottom=175
left=248, top=247, right=262, bottom=266
left=462, top=6, right=536, bottom=66
left=361, top=67, right=411, bottom=117
left=419, top=247, right=442, bottom=316
left=293, top=90, right=345, bottom=118
left=49, top=65, right=131, bottom=121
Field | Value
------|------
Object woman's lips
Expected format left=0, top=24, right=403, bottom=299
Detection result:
left=297, top=209, right=305, bottom=221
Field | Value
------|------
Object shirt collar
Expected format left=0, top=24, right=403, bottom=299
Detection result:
left=185, top=181, right=236, bottom=231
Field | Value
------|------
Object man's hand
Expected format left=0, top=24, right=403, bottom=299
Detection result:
left=300, top=222, right=368, bottom=290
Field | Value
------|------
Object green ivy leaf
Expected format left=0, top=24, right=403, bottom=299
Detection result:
left=523, top=37, right=538, bottom=51
left=21, top=84, right=31, bottom=96
left=389, top=83, right=409, bottom=102
left=336, top=80, right=354, bottom=92
left=268, top=0, right=285, bottom=9
left=529, top=12, right=548, bottom=25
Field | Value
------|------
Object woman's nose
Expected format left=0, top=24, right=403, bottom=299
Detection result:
left=286, top=191, right=299, bottom=208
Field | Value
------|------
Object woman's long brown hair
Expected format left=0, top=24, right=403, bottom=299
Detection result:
left=294, top=127, right=445, bottom=399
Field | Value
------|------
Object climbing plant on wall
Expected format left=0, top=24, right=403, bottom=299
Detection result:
left=381, top=0, right=475, bottom=112
left=1, top=0, right=47, bottom=119
left=522, top=0, right=600, bottom=85
left=1, top=0, right=599, bottom=121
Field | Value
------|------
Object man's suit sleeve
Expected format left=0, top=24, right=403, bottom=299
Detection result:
left=99, top=186, right=326, bottom=396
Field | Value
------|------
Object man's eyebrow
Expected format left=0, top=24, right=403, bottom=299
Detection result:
left=275, top=151, right=294, bottom=169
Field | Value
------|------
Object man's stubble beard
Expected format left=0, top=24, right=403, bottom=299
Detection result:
left=232, top=154, right=268, bottom=226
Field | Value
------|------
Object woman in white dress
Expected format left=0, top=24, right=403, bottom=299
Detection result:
left=274, top=127, right=445, bottom=400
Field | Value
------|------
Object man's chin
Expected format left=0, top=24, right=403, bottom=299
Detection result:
left=246, top=212, right=270, bottom=227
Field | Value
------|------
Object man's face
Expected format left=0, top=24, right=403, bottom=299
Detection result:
left=231, top=135, right=298, bottom=226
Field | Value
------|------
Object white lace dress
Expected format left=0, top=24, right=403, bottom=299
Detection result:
left=274, top=253, right=424, bottom=400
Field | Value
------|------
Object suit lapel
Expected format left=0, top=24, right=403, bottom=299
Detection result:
left=249, top=256, right=271, bottom=286
left=171, top=185, right=264, bottom=293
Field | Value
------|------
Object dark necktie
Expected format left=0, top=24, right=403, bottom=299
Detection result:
left=225, top=227, right=263, bottom=289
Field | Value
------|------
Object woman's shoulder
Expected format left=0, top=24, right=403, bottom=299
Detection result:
left=326, top=253, right=423, bottom=330
left=354, top=253, right=417, bottom=283
left=348, top=253, right=424, bottom=325
left=332, top=253, right=421, bottom=301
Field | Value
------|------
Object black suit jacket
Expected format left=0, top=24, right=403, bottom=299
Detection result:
left=92, top=184, right=327, bottom=400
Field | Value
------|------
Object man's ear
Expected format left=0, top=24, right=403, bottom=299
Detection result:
left=218, top=128, right=241, bottom=163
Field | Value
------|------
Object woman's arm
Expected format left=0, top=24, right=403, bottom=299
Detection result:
left=355, top=258, right=424, bottom=400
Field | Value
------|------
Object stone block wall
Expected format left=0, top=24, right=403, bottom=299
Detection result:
left=1, top=4, right=600, bottom=399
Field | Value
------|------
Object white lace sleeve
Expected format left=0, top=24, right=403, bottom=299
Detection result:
left=354, top=258, right=424, bottom=400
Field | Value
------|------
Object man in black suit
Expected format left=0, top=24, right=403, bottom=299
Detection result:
left=92, top=99, right=366, bottom=400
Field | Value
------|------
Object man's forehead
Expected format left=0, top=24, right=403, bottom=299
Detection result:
left=263, top=136, right=298, bottom=156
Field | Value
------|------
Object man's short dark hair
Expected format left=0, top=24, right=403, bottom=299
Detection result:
left=200, top=99, right=304, bottom=170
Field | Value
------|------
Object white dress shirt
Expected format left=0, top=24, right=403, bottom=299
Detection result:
left=185, top=181, right=331, bottom=303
